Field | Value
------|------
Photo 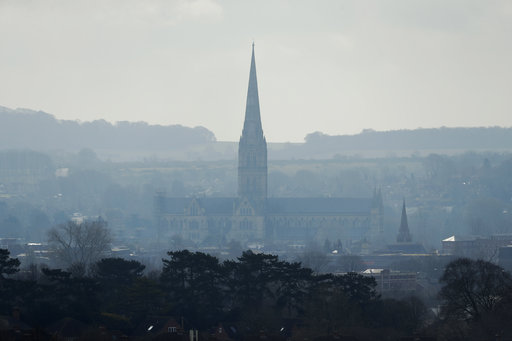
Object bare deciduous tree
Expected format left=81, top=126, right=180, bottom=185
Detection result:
left=439, top=258, right=512, bottom=321
left=48, top=219, right=112, bottom=273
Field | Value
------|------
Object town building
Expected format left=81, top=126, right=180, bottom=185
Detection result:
left=361, top=268, right=418, bottom=293
left=442, top=234, right=512, bottom=259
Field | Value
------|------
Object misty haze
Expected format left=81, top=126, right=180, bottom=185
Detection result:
left=1, top=1, right=512, bottom=340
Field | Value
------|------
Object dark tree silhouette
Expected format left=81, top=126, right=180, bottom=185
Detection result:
left=333, top=272, right=378, bottom=305
left=161, top=250, right=224, bottom=329
left=0, top=249, right=22, bottom=315
left=94, top=257, right=145, bottom=283
left=228, top=251, right=282, bottom=310
left=0, top=248, right=20, bottom=279
left=274, top=261, right=313, bottom=317
left=439, top=258, right=512, bottom=321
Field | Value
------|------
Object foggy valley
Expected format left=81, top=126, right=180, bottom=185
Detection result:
left=1, top=105, right=512, bottom=339
left=2, top=1, right=512, bottom=339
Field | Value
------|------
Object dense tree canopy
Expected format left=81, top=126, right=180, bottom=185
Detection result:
left=94, top=257, right=145, bottom=283
left=0, top=249, right=437, bottom=340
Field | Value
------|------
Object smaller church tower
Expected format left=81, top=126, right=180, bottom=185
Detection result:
left=238, top=43, right=268, bottom=211
left=396, top=199, right=412, bottom=243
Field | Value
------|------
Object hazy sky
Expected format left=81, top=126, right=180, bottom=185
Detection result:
left=1, top=0, right=511, bottom=142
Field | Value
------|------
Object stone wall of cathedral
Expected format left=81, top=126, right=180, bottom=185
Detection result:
left=160, top=210, right=380, bottom=248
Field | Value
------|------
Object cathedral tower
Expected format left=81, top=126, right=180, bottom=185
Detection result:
left=238, top=44, right=267, bottom=209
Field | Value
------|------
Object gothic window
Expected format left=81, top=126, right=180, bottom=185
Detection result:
left=190, top=203, right=200, bottom=216
left=240, top=207, right=252, bottom=216
left=240, top=219, right=252, bottom=230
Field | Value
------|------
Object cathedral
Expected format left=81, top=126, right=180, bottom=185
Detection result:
left=156, top=45, right=384, bottom=248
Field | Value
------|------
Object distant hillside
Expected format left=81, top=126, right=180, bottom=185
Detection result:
left=0, top=106, right=215, bottom=152
left=268, top=127, right=512, bottom=159
left=2, top=106, right=511, bottom=160
left=305, top=127, right=512, bottom=150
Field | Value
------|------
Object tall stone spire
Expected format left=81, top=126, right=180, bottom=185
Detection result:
left=242, top=43, right=264, bottom=139
left=396, top=199, right=412, bottom=243
left=238, top=43, right=267, bottom=207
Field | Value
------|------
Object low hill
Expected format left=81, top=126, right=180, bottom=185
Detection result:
left=0, top=106, right=215, bottom=152
left=2, top=105, right=511, bottom=160
left=305, top=127, right=512, bottom=151
left=269, top=127, right=512, bottom=159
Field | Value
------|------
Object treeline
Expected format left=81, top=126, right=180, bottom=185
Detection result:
left=2, top=249, right=512, bottom=340
left=0, top=106, right=215, bottom=151
left=1, top=249, right=426, bottom=340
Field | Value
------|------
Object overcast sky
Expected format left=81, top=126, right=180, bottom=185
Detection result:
left=1, top=0, right=511, bottom=142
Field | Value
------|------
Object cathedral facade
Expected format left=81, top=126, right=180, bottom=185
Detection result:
left=156, top=45, right=383, bottom=248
